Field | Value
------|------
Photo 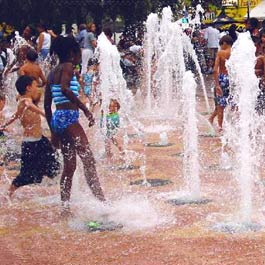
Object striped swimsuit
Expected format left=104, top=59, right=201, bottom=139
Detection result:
left=51, top=75, right=80, bottom=134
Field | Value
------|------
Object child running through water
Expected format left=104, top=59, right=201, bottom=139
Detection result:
left=44, top=36, right=105, bottom=213
left=101, top=99, right=124, bottom=162
left=209, top=35, right=233, bottom=132
left=0, top=75, right=59, bottom=198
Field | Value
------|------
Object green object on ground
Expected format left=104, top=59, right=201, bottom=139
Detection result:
left=85, top=220, right=123, bottom=232
left=86, top=221, right=101, bottom=229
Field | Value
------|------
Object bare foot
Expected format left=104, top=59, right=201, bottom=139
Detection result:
left=60, top=202, right=73, bottom=219
left=217, top=127, right=223, bottom=136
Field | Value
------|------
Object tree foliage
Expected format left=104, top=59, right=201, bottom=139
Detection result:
left=0, top=0, right=222, bottom=31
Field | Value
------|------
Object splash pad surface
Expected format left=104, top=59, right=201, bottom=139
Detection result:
left=1, top=23, right=265, bottom=265
left=1, top=103, right=265, bottom=265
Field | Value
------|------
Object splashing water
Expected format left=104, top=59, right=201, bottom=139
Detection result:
left=157, top=71, right=202, bottom=201
left=143, top=6, right=210, bottom=117
left=97, top=33, right=132, bottom=112
left=223, top=32, right=260, bottom=223
left=145, top=13, right=159, bottom=113
left=69, top=193, right=172, bottom=232
left=97, top=33, right=148, bottom=181
left=159, top=132, right=169, bottom=146
left=181, top=71, right=200, bottom=199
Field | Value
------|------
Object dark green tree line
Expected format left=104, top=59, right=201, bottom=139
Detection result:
left=0, top=0, right=222, bottom=31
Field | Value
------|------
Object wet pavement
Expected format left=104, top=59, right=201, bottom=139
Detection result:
left=1, top=75, right=265, bottom=265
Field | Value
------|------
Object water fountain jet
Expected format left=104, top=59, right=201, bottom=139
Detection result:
left=210, top=32, right=262, bottom=233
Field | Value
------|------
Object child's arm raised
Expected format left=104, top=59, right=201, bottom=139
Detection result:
left=24, top=100, right=45, bottom=117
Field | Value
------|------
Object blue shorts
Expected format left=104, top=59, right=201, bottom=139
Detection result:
left=40, top=49, right=49, bottom=59
left=51, top=110, right=79, bottom=134
left=215, top=74, right=230, bottom=107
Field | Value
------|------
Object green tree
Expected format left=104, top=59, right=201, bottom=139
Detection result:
left=0, top=0, right=223, bottom=32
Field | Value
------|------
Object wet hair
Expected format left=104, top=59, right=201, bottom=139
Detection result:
left=219, top=35, right=233, bottom=46
left=50, top=36, right=80, bottom=62
left=88, top=58, right=99, bottom=67
left=110, top=99, right=120, bottom=111
left=15, top=75, right=34, bottom=95
left=26, top=49, right=38, bottom=62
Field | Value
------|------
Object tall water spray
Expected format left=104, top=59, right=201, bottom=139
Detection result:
left=145, top=13, right=159, bottom=112
left=181, top=34, right=210, bottom=113
left=144, top=8, right=204, bottom=201
left=157, top=8, right=186, bottom=114
left=97, top=33, right=147, bottom=179
left=181, top=71, right=200, bottom=198
left=97, top=33, right=130, bottom=111
left=144, top=6, right=210, bottom=115
left=158, top=69, right=203, bottom=203
left=225, top=32, right=260, bottom=223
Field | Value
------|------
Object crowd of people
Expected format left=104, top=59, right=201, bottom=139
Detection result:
left=0, top=22, right=144, bottom=216
left=0, top=17, right=265, bottom=215
left=184, top=18, right=265, bottom=131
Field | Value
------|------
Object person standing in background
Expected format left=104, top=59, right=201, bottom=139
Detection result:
left=76, top=24, right=87, bottom=48
left=81, top=23, right=97, bottom=75
left=36, top=24, right=51, bottom=60
left=204, top=23, right=220, bottom=74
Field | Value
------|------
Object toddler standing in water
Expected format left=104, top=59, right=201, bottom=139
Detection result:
left=0, top=76, right=59, bottom=198
left=101, top=99, right=124, bottom=162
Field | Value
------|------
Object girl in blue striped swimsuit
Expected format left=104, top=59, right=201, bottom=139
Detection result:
left=44, top=37, right=105, bottom=213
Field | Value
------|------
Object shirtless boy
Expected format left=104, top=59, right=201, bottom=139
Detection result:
left=19, top=49, right=46, bottom=87
left=209, top=35, right=233, bottom=131
left=0, top=75, right=59, bottom=198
